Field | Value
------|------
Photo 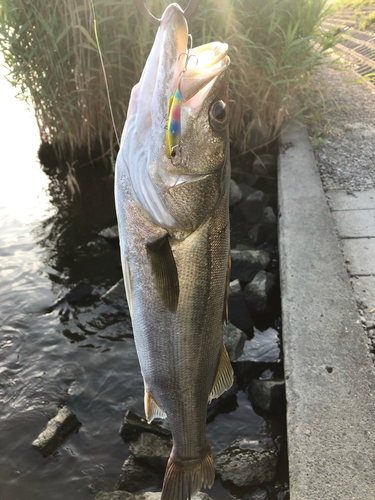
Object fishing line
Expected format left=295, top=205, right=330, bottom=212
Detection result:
left=89, top=0, right=120, bottom=147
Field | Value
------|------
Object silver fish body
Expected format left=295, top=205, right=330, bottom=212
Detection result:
left=115, top=4, right=232, bottom=499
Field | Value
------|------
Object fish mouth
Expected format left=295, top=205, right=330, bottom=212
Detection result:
left=180, top=42, right=229, bottom=109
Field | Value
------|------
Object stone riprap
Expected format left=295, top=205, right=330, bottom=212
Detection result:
left=223, top=322, right=247, bottom=361
left=230, top=249, right=270, bottom=283
left=214, top=438, right=278, bottom=487
left=128, top=433, right=172, bottom=471
left=96, top=492, right=213, bottom=500
left=32, top=407, right=81, bottom=456
left=248, top=379, right=285, bottom=415
left=119, top=410, right=171, bottom=442
left=101, top=279, right=129, bottom=314
left=117, top=456, right=161, bottom=492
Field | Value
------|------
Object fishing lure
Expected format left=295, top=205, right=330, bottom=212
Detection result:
left=166, top=35, right=197, bottom=165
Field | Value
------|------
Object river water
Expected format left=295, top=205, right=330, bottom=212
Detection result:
left=0, top=68, right=287, bottom=500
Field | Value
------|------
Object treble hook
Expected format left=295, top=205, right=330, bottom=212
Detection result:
left=177, top=35, right=198, bottom=72
left=170, top=141, right=189, bottom=167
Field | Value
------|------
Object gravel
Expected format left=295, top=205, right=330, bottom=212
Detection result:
left=308, top=61, right=375, bottom=192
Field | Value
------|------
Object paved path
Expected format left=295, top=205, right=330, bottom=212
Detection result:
left=278, top=121, right=375, bottom=500
left=328, top=189, right=375, bottom=359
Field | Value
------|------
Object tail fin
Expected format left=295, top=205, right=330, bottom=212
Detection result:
left=161, top=446, right=215, bottom=500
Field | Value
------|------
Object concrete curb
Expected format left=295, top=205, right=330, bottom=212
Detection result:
left=278, top=121, right=375, bottom=500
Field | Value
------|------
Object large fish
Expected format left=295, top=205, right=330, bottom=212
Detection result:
left=115, top=4, right=232, bottom=499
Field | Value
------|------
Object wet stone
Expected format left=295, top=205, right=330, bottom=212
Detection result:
left=230, top=249, right=271, bottom=283
left=223, top=322, right=247, bottom=361
left=96, top=492, right=212, bottom=500
left=248, top=379, right=286, bottom=415
left=32, top=407, right=81, bottom=456
left=119, top=410, right=171, bottom=442
left=101, top=279, right=129, bottom=315
left=116, top=455, right=160, bottom=492
left=214, top=438, right=278, bottom=487
left=248, top=207, right=278, bottom=246
left=129, top=432, right=172, bottom=471
left=244, top=271, right=277, bottom=316
left=99, top=225, right=119, bottom=244
left=230, top=179, right=243, bottom=207
left=45, top=281, right=93, bottom=312
left=238, top=190, right=266, bottom=225
left=228, top=280, right=254, bottom=336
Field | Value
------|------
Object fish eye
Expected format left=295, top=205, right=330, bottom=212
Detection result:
left=209, top=100, right=227, bottom=130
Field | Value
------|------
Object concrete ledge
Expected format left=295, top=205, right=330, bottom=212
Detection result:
left=278, top=121, right=375, bottom=500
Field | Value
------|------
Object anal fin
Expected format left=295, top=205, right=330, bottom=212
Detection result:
left=208, top=344, right=234, bottom=403
left=145, top=390, right=167, bottom=423
left=146, top=235, right=179, bottom=313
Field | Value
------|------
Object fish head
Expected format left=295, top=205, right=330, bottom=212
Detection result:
left=117, top=3, right=230, bottom=234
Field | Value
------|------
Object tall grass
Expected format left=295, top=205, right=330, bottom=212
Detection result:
left=0, top=0, right=334, bottom=161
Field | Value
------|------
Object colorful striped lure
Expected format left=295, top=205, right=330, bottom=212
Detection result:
left=166, top=78, right=182, bottom=161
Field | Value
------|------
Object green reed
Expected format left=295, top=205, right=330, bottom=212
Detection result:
left=0, top=0, right=334, bottom=160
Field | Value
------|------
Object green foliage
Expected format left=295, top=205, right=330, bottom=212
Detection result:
left=0, top=0, right=335, bottom=159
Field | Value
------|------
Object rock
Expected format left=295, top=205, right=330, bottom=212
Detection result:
left=233, top=328, right=281, bottom=387
left=238, top=183, right=255, bottom=199
left=44, top=281, right=93, bottom=312
left=228, top=280, right=254, bottom=336
left=238, top=190, right=266, bottom=225
left=101, top=279, right=129, bottom=314
left=214, top=438, right=278, bottom=487
left=223, top=323, right=247, bottom=361
left=116, top=455, right=160, bottom=492
left=96, top=492, right=212, bottom=500
left=32, top=407, right=81, bottom=456
left=99, top=225, right=119, bottom=244
left=237, top=328, right=280, bottom=364
left=244, top=271, right=277, bottom=316
left=252, top=154, right=277, bottom=178
left=248, top=207, right=277, bottom=246
left=206, top=381, right=238, bottom=423
left=229, top=179, right=243, bottom=206
left=248, top=379, right=286, bottom=415
left=119, top=410, right=171, bottom=442
left=129, top=432, right=172, bottom=470
left=230, top=249, right=270, bottom=283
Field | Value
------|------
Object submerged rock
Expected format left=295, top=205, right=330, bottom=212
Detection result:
left=129, top=432, right=172, bottom=470
left=117, top=455, right=160, bottom=492
left=44, top=281, right=93, bottom=313
left=244, top=271, right=277, bottom=316
left=119, top=410, right=171, bottom=442
left=223, top=322, right=247, bottom=361
left=236, top=328, right=280, bottom=364
left=249, top=379, right=286, bottom=415
left=228, top=280, right=254, bottom=336
left=101, top=279, right=129, bottom=315
left=214, top=438, right=278, bottom=487
left=32, top=407, right=81, bottom=456
left=99, top=225, right=119, bottom=244
left=230, top=249, right=270, bottom=283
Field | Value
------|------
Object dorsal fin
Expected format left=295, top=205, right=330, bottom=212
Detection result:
left=222, top=253, right=231, bottom=325
left=146, top=235, right=179, bottom=313
left=208, top=344, right=234, bottom=403
left=144, top=390, right=167, bottom=422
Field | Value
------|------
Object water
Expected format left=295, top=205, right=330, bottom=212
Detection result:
left=0, top=68, right=287, bottom=500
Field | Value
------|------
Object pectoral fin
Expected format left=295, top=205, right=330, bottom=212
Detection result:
left=146, top=235, right=179, bottom=313
left=145, top=390, right=167, bottom=422
left=208, top=344, right=234, bottom=403
left=222, top=254, right=231, bottom=325
left=123, top=257, right=133, bottom=319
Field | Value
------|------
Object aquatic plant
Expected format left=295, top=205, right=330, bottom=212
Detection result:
left=0, top=0, right=334, bottom=162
